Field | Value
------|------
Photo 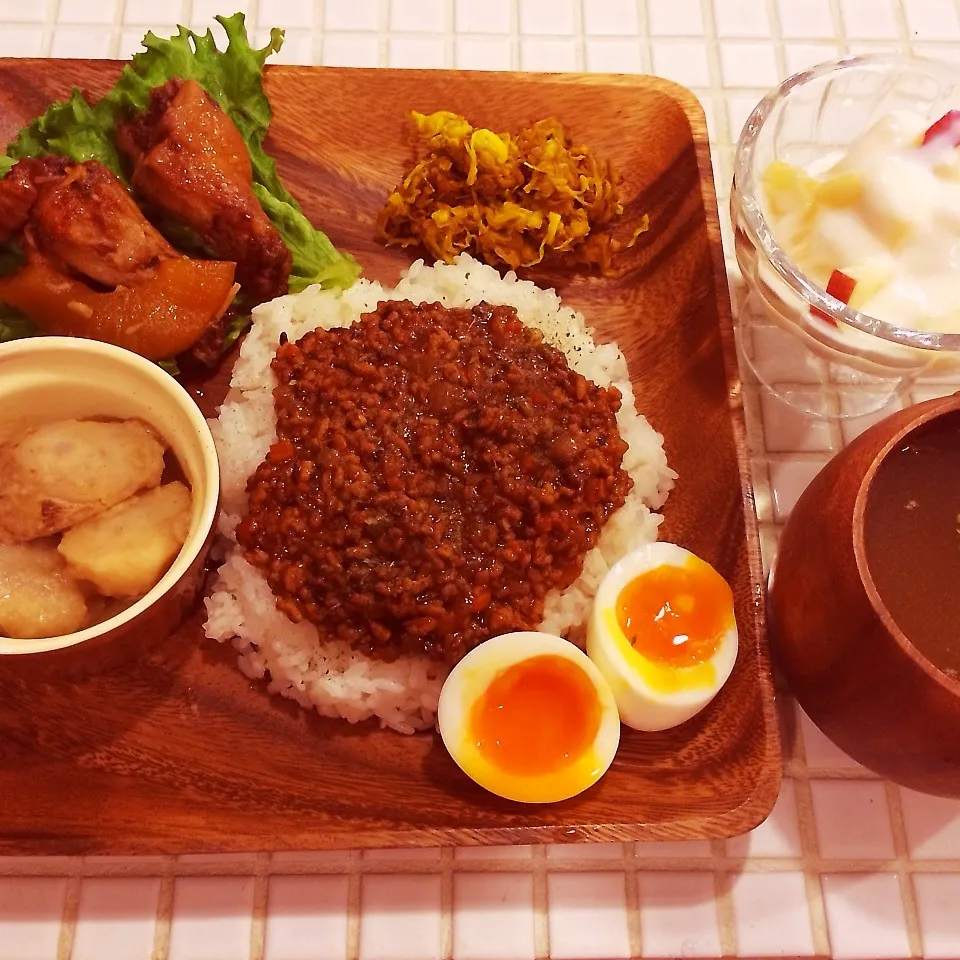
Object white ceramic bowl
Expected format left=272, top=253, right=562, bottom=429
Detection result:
left=0, top=336, right=219, bottom=664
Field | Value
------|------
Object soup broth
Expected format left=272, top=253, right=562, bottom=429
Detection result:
left=864, top=411, right=960, bottom=678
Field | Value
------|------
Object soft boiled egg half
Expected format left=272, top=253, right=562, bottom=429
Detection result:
left=587, top=542, right=738, bottom=731
left=437, top=632, right=621, bottom=803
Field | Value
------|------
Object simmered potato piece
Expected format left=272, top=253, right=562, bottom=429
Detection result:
left=0, top=541, right=88, bottom=639
left=0, top=419, right=166, bottom=542
left=58, top=482, right=191, bottom=598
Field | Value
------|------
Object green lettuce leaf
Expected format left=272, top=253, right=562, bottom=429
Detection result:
left=0, top=12, right=359, bottom=291
left=223, top=310, right=251, bottom=347
left=253, top=184, right=361, bottom=291
left=0, top=91, right=119, bottom=178
left=0, top=306, right=38, bottom=342
left=0, top=242, right=25, bottom=276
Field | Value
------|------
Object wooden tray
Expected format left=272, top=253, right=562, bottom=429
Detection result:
left=0, top=62, right=780, bottom=853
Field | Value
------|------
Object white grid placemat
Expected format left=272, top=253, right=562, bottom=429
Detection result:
left=2, top=1, right=960, bottom=958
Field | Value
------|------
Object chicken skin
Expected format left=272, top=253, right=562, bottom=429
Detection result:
left=30, top=161, right=179, bottom=287
left=0, top=156, right=70, bottom=245
left=0, top=156, right=238, bottom=360
left=116, top=78, right=291, bottom=305
left=0, top=156, right=178, bottom=287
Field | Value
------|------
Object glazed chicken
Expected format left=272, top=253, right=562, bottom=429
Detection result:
left=0, top=156, right=177, bottom=285
left=0, top=156, right=238, bottom=360
left=117, top=78, right=291, bottom=305
left=0, top=156, right=69, bottom=245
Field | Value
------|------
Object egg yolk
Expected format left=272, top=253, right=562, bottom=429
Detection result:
left=616, top=560, right=733, bottom=666
left=468, top=654, right=601, bottom=778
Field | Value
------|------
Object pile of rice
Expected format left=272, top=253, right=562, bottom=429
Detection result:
left=203, top=255, right=676, bottom=734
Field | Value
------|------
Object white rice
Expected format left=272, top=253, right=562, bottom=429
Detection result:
left=203, top=254, right=676, bottom=734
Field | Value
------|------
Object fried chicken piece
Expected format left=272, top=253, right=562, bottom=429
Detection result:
left=0, top=157, right=178, bottom=288
left=0, top=156, right=70, bottom=245
left=117, top=78, right=291, bottom=305
left=0, top=156, right=239, bottom=359
left=28, top=161, right=179, bottom=288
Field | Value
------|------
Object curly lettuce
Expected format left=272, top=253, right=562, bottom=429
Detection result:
left=0, top=13, right=359, bottom=292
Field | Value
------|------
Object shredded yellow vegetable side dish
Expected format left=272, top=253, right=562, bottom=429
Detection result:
left=377, top=111, right=648, bottom=272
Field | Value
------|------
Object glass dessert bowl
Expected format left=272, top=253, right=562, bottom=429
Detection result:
left=732, top=55, right=960, bottom=418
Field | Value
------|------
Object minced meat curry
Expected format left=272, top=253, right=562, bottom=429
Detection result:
left=237, top=300, right=632, bottom=664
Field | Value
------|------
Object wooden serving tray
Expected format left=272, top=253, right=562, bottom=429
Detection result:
left=0, top=62, right=780, bottom=853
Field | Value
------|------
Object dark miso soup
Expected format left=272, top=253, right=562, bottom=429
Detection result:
left=864, top=411, right=960, bottom=678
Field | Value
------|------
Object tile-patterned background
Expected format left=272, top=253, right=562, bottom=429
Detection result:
left=2, top=1, right=960, bottom=958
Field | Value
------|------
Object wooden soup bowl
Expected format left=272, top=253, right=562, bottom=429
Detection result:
left=0, top=337, right=219, bottom=681
left=769, top=392, right=960, bottom=797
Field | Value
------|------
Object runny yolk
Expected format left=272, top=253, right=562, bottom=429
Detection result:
left=469, top=654, right=601, bottom=778
left=616, top=561, right=733, bottom=666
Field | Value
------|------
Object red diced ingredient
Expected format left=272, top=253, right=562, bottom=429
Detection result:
left=811, top=269, right=857, bottom=326
left=922, top=110, right=960, bottom=146
left=267, top=440, right=295, bottom=463
left=827, top=268, right=857, bottom=303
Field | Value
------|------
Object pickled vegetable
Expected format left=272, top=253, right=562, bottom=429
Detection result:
left=377, top=111, right=645, bottom=272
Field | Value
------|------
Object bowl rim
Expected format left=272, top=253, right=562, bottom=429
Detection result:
left=733, top=52, right=960, bottom=353
left=853, top=391, right=960, bottom=697
left=0, top=336, right=220, bottom=655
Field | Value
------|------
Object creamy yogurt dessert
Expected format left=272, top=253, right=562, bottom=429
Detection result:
left=762, top=110, right=960, bottom=336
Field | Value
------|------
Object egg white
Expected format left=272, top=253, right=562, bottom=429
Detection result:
left=586, top=542, right=738, bottom=732
left=437, top=632, right=621, bottom=803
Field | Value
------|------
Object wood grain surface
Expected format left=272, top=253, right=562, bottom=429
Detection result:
left=0, top=62, right=780, bottom=852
